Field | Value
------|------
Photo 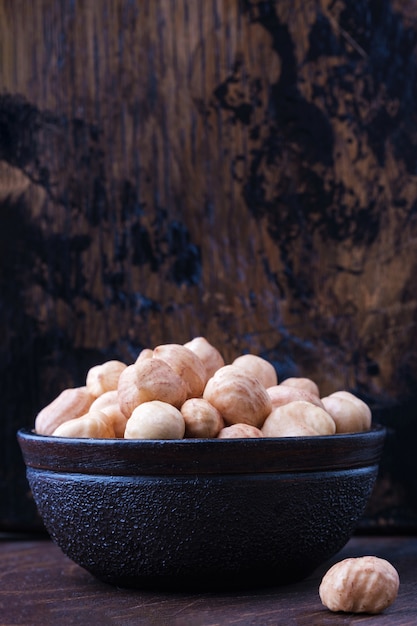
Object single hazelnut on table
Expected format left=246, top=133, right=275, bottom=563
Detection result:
left=232, top=354, right=277, bottom=389
left=180, top=398, right=224, bottom=438
left=124, top=400, right=185, bottom=440
left=203, top=365, right=272, bottom=428
left=319, top=556, right=399, bottom=614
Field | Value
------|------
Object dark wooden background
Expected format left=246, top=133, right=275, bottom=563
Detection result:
left=1, top=0, right=417, bottom=531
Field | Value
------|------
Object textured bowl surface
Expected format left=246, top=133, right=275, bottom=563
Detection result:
left=17, top=426, right=385, bottom=590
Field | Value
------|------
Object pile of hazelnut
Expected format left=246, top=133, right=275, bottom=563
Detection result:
left=34, top=337, right=401, bottom=614
left=35, top=336, right=372, bottom=440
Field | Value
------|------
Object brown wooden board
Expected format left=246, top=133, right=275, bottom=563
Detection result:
left=1, top=0, right=417, bottom=530
left=0, top=536, right=415, bottom=624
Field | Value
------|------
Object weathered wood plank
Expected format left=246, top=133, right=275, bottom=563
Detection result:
left=1, top=0, right=417, bottom=529
left=0, top=536, right=415, bottom=624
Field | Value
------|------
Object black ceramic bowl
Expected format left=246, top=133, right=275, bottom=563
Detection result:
left=17, top=426, right=385, bottom=590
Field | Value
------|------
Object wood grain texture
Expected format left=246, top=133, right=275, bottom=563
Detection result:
left=1, top=1, right=417, bottom=529
left=0, top=536, right=415, bottom=625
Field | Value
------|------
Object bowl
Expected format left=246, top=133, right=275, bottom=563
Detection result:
left=17, top=426, right=385, bottom=590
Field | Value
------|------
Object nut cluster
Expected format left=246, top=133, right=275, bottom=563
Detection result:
left=34, top=336, right=372, bottom=440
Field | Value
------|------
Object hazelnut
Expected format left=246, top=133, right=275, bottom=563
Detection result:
left=327, top=390, right=372, bottom=420
left=321, top=393, right=371, bottom=433
left=232, top=354, right=277, bottom=389
left=262, top=400, right=336, bottom=437
left=90, top=390, right=127, bottom=437
left=153, top=343, right=207, bottom=397
left=180, top=398, right=224, bottom=438
left=124, top=400, right=185, bottom=439
left=86, top=360, right=127, bottom=397
left=319, top=556, right=399, bottom=614
left=52, top=410, right=116, bottom=438
left=266, top=385, right=325, bottom=410
left=280, top=376, right=320, bottom=397
left=184, top=336, right=225, bottom=379
left=135, top=348, right=154, bottom=363
left=35, top=386, right=96, bottom=436
left=203, top=365, right=272, bottom=428
left=217, top=424, right=263, bottom=438
left=89, top=389, right=118, bottom=409
left=117, top=359, right=188, bottom=418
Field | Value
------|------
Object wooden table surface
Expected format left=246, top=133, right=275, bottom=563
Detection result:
left=1, top=534, right=416, bottom=625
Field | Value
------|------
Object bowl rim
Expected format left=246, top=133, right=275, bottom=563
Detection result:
left=17, top=425, right=386, bottom=476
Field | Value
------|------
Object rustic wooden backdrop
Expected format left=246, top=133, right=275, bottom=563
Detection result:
left=1, top=0, right=417, bottom=531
